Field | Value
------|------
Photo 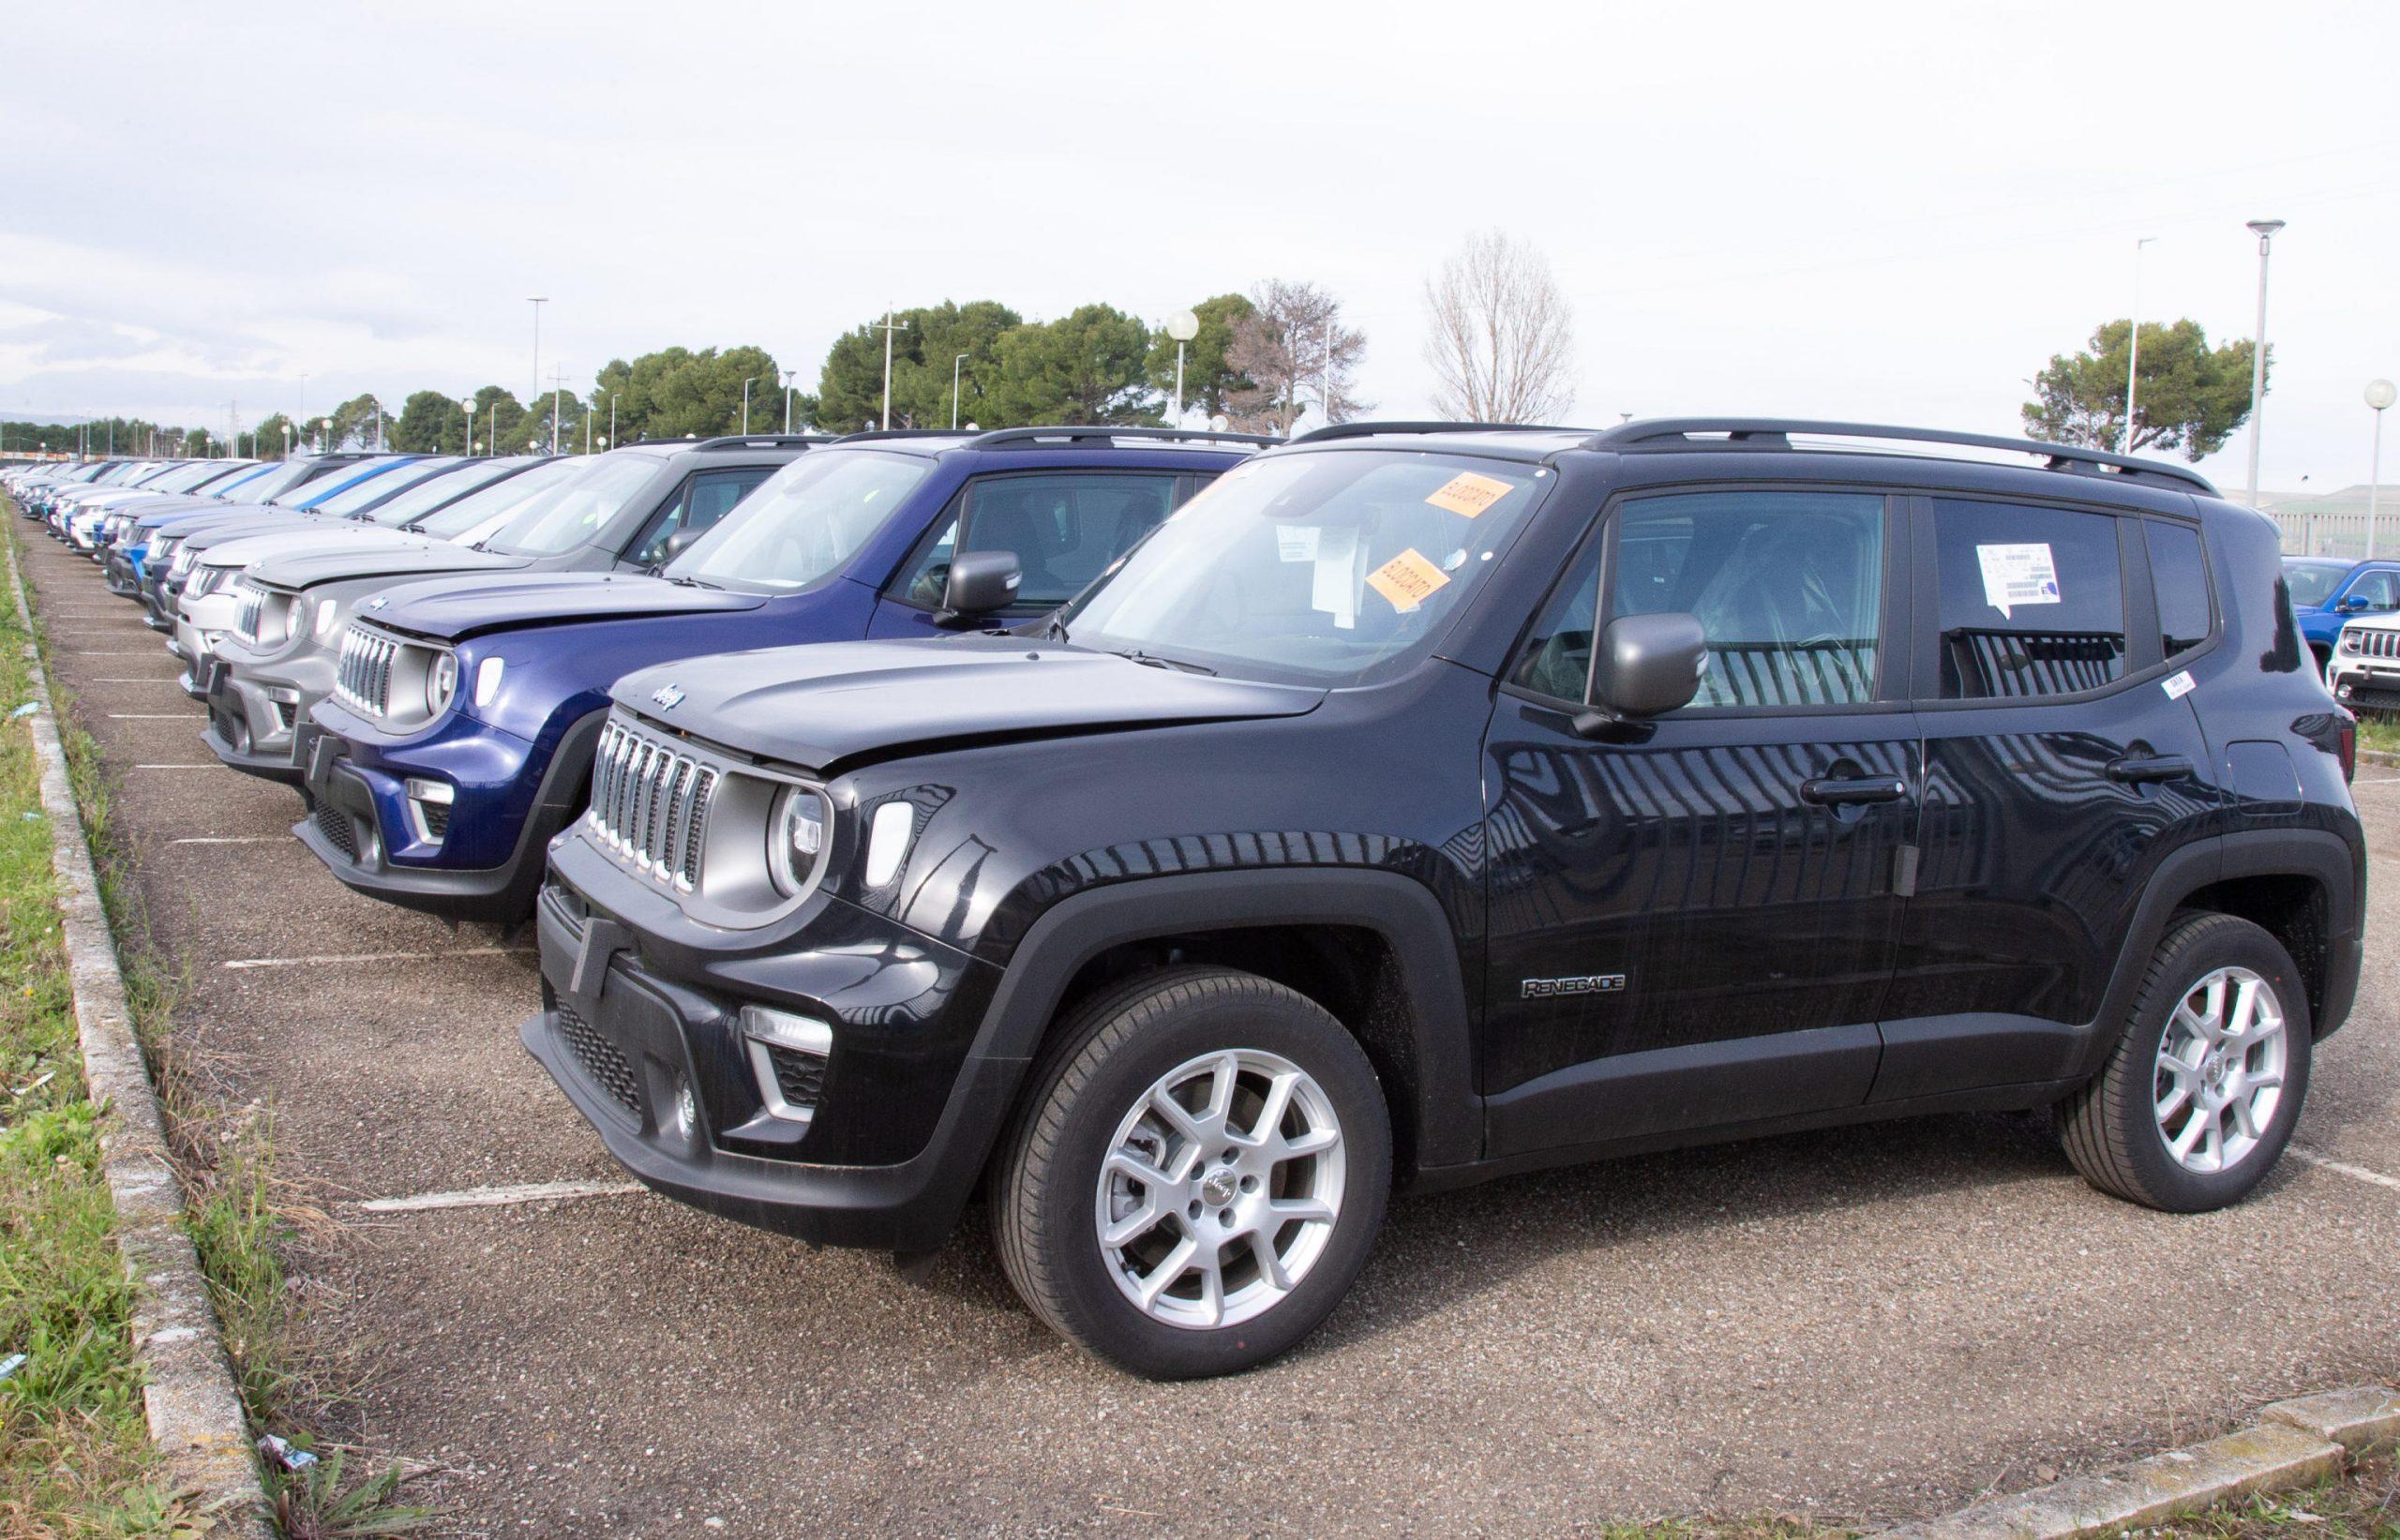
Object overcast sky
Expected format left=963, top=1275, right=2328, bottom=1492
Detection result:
left=4, top=1, right=2393, bottom=494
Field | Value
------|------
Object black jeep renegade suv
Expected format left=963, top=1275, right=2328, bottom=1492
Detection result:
left=525, top=419, right=2363, bottom=1380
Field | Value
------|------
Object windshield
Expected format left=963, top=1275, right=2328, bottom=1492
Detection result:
left=148, top=463, right=230, bottom=494
left=668, top=451, right=931, bottom=591
left=367, top=458, right=542, bottom=528
left=1059, top=450, right=1551, bottom=685
left=276, top=459, right=399, bottom=508
left=2283, top=560, right=2348, bottom=608
left=308, top=457, right=458, bottom=516
left=412, top=457, right=584, bottom=539
left=224, top=463, right=312, bottom=503
left=478, top=453, right=659, bottom=557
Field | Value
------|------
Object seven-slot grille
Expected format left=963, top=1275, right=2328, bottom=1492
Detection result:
left=589, top=718, right=719, bottom=890
left=2351, top=628, right=2400, bottom=660
left=233, top=584, right=265, bottom=642
left=335, top=624, right=402, bottom=715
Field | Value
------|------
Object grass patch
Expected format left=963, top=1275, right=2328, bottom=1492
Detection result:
left=2122, top=1447, right=2399, bottom=1537
left=0, top=523, right=199, bottom=1533
left=2, top=512, right=426, bottom=1534
left=2356, top=712, right=2400, bottom=758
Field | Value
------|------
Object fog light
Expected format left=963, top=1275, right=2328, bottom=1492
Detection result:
left=739, top=1005, right=832, bottom=1124
left=673, top=1077, right=699, bottom=1142
left=403, top=778, right=455, bottom=845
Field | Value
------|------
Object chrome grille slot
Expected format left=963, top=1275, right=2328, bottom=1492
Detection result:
left=585, top=718, right=720, bottom=891
left=234, top=586, right=263, bottom=641
left=335, top=624, right=401, bottom=716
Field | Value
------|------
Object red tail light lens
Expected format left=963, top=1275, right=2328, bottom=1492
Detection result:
left=2338, top=711, right=2358, bottom=784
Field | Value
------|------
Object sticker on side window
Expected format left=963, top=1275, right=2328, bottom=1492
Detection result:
left=1975, top=542, right=2061, bottom=619
left=1366, top=547, right=1452, bottom=612
left=1423, top=471, right=1515, bottom=519
left=2163, top=669, right=2197, bottom=700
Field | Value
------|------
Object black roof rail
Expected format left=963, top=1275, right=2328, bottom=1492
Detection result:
left=689, top=433, right=835, bottom=452
left=1583, top=418, right=2218, bottom=495
left=828, top=428, right=973, bottom=444
left=1289, top=420, right=1586, bottom=444
left=963, top=426, right=1279, bottom=450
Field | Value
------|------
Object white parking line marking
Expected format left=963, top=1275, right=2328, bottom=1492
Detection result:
left=349, top=1179, right=642, bottom=1215
left=57, top=651, right=166, bottom=657
left=130, top=763, right=216, bottom=770
left=168, top=836, right=283, bottom=846
left=2289, top=1145, right=2400, bottom=1193
left=219, top=946, right=531, bottom=971
left=107, top=713, right=191, bottom=719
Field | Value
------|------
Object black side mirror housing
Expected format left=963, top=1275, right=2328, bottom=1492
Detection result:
left=938, top=549, right=1022, bottom=625
left=1574, top=611, right=1708, bottom=735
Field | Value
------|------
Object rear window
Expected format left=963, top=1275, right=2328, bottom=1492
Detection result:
left=2145, top=520, right=2212, bottom=661
left=1930, top=499, right=2127, bottom=699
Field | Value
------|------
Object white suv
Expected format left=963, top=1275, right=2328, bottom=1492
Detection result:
left=2328, top=610, right=2400, bottom=710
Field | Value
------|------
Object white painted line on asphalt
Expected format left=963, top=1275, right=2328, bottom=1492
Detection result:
left=2288, top=1144, right=2400, bottom=1194
left=168, top=836, right=283, bottom=846
left=56, top=651, right=166, bottom=657
left=220, top=946, right=531, bottom=971
left=350, top=1178, right=643, bottom=1215
left=107, top=712, right=192, bottom=719
left=130, top=763, right=216, bottom=770
left=92, top=677, right=184, bottom=683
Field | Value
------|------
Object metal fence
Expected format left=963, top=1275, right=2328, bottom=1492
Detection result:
left=2270, top=508, right=2397, bottom=561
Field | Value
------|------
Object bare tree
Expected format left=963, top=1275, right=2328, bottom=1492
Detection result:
left=1422, top=232, right=1578, bottom=423
left=1224, top=279, right=1370, bottom=436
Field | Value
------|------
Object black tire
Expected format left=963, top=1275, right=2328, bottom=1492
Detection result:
left=991, top=965, right=1391, bottom=1380
left=2056, top=912, right=2312, bottom=1212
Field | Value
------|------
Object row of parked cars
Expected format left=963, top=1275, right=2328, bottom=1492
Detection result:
left=3, top=420, right=2367, bottom=1379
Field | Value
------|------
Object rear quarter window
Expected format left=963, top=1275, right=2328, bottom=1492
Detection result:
left=1929, top=499, right=2126, bottom=699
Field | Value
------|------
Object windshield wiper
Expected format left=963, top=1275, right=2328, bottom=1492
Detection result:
left=668, top=574, right=723, bottom=590
left=1115, top=648, right=1215, bottom=676
left=1044, top=615, right=1071, bottom=643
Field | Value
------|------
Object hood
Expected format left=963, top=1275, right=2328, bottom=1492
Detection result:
left=371, top=570, right=766, bottom=643
left=250, top=539, right=523, bottom=593
left=612, top=635, right=1325, bottom=771
left=200, top=525, right=428, bottom=572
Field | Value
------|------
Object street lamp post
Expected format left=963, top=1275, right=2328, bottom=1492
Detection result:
left=2368, top=380, right=2396, bottom=560
left=742, top=376, right=755, bottom=436
left=2122, top=237, right=2156, bottom=454
left=1165, top=308, right=1200, bottom=425
left=608, top=393, right=618, bottom=450
left=874, top=310, right=909, bottom=430
left=2243, top=219, right=2285, bottom=509
left=528, top=297, right=548, bottom=408
left=489, top=403, right=500, bottom=461
left=460, top=397, right=476, bottom=456
left=951, top=352, right=969, bottom=430
left=782, top=369, right=798, bottom=433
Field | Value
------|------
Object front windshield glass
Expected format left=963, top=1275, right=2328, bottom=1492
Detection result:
left=1059, top=450, right=1551, bottom=685
left=225, top=463, right=311, bottom=503
left=478, top=453, right=659, bottom=557
left=148, top=463, right=226, bottom=493
left=275, top=460, right=398, bottom=508
left=412, top=458, right=584, bottom=539
left=309, top=458, right=458, bottom=516
left=668, top=451, right=931, bottom=591
left=367, top=458, right=541, bottom=527
left=2283, top=560, right=2348, bottom=608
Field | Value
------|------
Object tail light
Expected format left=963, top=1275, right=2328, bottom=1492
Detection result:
left=2338, top=710, right=2357, bottom=784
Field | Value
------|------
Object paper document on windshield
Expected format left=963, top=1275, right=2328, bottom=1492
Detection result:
left=1975, top=542, right=2060, bottom=620
left=1311, top=526, right=1363, bottom=629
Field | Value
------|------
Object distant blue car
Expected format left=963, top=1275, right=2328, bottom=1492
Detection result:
left=2283, top=557, right=2400, bottom=668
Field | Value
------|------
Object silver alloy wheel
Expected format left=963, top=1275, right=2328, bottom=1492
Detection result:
left=2153, top=964, right=2288, bottom=1174
left=1094, top=1048, right=1346, bottom=1331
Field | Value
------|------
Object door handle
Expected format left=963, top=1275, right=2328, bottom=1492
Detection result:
left=2106, top=755, right=2193, bottom=785
left=1798, top=774, right=1910, bottom=807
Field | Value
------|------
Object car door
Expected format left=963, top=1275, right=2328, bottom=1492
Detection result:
left=1879, top=495, right=2220, bottom=1101
left=2335, top=566, right=2400, bottom=620
left=1481, top=486, right=1915, bottom=1159
left=865, top=470, right=1200, bottom=638
left=617, top=467, right=776, bottom=570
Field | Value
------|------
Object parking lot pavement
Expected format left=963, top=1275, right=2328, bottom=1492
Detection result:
left=21, top=530, right=2398, bottom=1536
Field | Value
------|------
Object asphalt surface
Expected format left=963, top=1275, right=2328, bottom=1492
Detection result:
left=17, top=522, right=2398, bottom=1537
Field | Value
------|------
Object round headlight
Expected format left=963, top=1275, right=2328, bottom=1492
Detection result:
left=426, top=652, right=458, bottom=716
left=768, top=787, right=831, bottom=897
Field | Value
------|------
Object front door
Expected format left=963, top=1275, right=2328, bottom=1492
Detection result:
left=1482, top=487, right=1915, bottom=1158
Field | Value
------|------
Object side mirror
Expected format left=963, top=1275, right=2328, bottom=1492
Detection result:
left=938, top=549, right=1021, bottom=624
left=661, top=529, right=701, bottom=561
left=1575, top=611, right=1708, bottom=734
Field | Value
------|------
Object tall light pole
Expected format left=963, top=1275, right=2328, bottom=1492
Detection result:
left=548, top=366, right=567, bottom=455
left=874, top=309, right=908, bottom=430
left=460, top=396, right=475, bottom=456
left=1165, top=308, right=1200, bottom=425
left=2243, top=219, right=2285, bottom=509
left=2367, top=380, right=2396, bottom=560
left=742, top=376, right=755, bottom=436
left=528, top=297, right=548, bottom=409
left=2122, top=237, right=2155, bottom=454
left=489, top=402, right=500, bottom=461
left=781, top=369, right=798, bottom=433
left=951, top=352, right=969, bottom=429
left=607, top=392, right=618, bottom=450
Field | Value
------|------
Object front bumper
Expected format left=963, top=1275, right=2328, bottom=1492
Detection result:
left=2329, top=655, right=2400, bottom=712
left=104, top=546, right=143, bottom=596
left=202, top=658, right=309, bottom=785
left=523, top=855, right=1010, bottom=1251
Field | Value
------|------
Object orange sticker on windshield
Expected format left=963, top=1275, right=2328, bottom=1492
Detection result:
left=1366, top=548, right=1451, bottom=612
left=1423, top=471, right=1514, bottom=518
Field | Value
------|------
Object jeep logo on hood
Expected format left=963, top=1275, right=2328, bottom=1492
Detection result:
left=651, top=684, right=685, bottom=710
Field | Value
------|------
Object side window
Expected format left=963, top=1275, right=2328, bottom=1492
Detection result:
left=1930, top=499, right=2125, bottom=699
left=2145, top=519, right=2212, bottom=660
left=628, top=469, right=772, bottom=567
left=1511, top=540, right=1599, bottom=701
left=896, top=472, right=1186, bottom=609
left=2346, top=570, right=2398, bottom=611
left=1609, top=490, right=1885, bottom=709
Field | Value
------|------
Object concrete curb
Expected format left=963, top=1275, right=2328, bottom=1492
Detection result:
left=2358, top=746, right=2400, bottom=770
left=4, top=529, right=271, bottom=1536
left=1882, top=1385, right=2400, bottom=1539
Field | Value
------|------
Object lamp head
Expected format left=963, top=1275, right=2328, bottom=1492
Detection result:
left=2247, top=218, right=2286, bottom=238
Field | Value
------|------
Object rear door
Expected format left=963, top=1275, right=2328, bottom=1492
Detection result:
left=866, top=469, right=1199, bottom=638
left=1879, top=495, right=2220, bottom=1100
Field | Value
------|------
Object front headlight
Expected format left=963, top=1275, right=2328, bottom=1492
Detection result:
left=425, top=652, right=458, bottom=717
left=2344, top=630, right=2362, bottom=651
left=767, top=786, right=832, bottom=897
